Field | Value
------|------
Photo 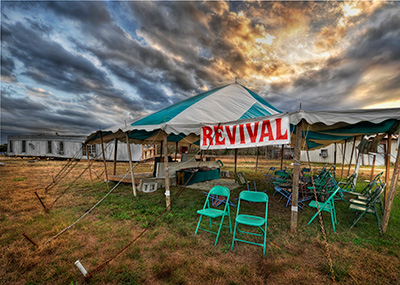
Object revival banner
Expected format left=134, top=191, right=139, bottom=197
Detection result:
left=200, top=115, right=290, bottom=150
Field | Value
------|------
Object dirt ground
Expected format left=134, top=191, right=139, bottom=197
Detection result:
left=0, top=156, right=399, bottom=284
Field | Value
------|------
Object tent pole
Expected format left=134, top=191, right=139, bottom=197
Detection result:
left=113, top=138, right=118, bottom=175
left=175, top=142, right=178, bottom=161
left=85, top=144, right=93, bottom=187
left=280, top=144, right=284, bottom=170
left=234, top=149, right=238, bottom=175
left=340, top=141, right=347, bottom=180
left=382, top=141, right=400, bottom=233
left=370, top=154, right=376, bottom=181
left=163, top=131, right=171, bottom=211
left=125, top=133, right=137, bottom=197
left=255, top=147, right=259, bottom=173
left=290, top=122, right=302, bottom=233
left=334, top=143, right=337, bottom=178
left=385, top=134, right=392, bottom=206
left=347, top=137, right=356, bottom=177
left=99, top=131, right=110, bottom=190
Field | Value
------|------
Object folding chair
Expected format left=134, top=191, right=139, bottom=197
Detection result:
left=231, top=191, right=269, bottom=254
left=195, top=186, right=232, bottom=245
left=349, top=183, right=385, bottom=235
left=235, top=172, right=257, bottom=191
left=307, top=185, right=341, bottom=232
left=263, top=167, right=276, bottom=189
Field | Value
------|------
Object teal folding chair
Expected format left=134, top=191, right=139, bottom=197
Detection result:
left=195, top=186, right=232, bottom=245
left=307, top=185, right=340, bottom=232
left=231, top=191, right=269, bottom=255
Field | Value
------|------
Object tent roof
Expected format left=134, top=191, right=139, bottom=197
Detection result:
left=86, top=83, right=281, bottom=145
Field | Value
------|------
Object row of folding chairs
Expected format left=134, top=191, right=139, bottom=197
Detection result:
left=194, top=186, right=269, bottom=254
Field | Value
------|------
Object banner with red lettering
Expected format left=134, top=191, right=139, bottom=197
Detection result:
left=200, top=115, right=290, bottom=149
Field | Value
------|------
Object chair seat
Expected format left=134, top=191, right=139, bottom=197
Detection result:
left=197, top=208, right=225, bottom=218
left=309, top=200, right=333, bottom=211
left=349, top=204, right=376, bottom=214
left=236, top=214, right=266, bottom=227
left=349, top=198, right=367, bottom=206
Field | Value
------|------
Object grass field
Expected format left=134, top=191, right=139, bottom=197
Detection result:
left=1, top=156, right=399, bottom=284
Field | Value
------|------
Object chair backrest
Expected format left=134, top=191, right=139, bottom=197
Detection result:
left=234, top=172, right=247, bottom=185
left=239, top=191, right=268, bottom=203
left=209, top=185, right=230, bottom=198
left=365, top=183, right=385, bottom=206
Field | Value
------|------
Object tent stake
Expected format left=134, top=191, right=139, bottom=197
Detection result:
left=85, top=144, right=93, bottom=187
left=290, top=122, right=302, bottom=233
left=22, top=233, right=38, bottom=247
left=34, top=191, right=48, bottom=213
left=163, top=131, right=171, bottom=211
left=125, top=133, right=137, bottom=197
left=382, top=141, right=400, bottom=233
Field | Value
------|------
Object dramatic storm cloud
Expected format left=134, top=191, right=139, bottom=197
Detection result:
left=1, top=1, right=400, bottom=143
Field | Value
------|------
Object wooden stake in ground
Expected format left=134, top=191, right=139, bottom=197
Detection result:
left=163, top=131, right=171, bottom=211
left=85, top=144, right=93, bottom=187
left=382, top=141, right=400, bottom=233
left=385, top=134, right=392, bottom=205
left=291, top=122, right=302, bottom=233
left=100, top=131, right=110, bottom=190
left=113, top=138, right=118, bottom=175
left=125, top=133, right=137, bottom=197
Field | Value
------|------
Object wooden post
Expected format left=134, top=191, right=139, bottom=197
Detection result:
left=291, top=122, right=302, bottom=233
left=347, top=137, right=356, bottom=177
left=382, top=142, right=400, bottom=233
left=113, top=139, right=118, bottom=175
left=370, top=154, right=376, bottom=181
left=333, top=143, right=337, bottom=178
left=385, top=134, right=392, bottom=205
left=340, top=141, right=347, bottom=180
left=100, top=131, right=110, bottom=190
left=234, top=148, right=238, bottom=175
left=85, top=144, right=93, bottom=187
left=126, top=133, right=137, bottom=197
left=255, top=147, right=259, bottom=173
left=163, top=131, right=171, bottom=211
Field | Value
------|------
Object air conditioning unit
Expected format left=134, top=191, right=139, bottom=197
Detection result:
left=58, top=151, right=64, bottom=155
left=319, top=150, right=328, bottom=158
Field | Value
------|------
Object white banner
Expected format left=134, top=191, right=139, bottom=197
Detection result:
left=200, top=115, right=290, bottom=150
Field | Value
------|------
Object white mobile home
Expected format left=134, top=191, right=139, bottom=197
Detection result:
left=7, top=134, right=143, bottom=161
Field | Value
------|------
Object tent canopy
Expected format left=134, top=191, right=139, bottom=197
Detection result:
left=86, top=83, right=281, bottom=145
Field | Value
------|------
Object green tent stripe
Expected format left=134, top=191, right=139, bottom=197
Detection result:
left=322, top=119, right=398, bottom=135
left=239, top=102, right=274, bottom=120
left=240, top=85, right=282, bottom=113
left=304, top=131, right=351, bottom=141
left=128, top=129, right=159, bottom=140
left=307, top=140, right=323, bottom=149
left=131, top=85, right=228, bottom=126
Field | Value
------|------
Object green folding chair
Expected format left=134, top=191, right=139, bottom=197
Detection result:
left=349, top=183, right=385, bottom=235
left=307, top=185, right=341, bottom=232
left=231, top=191, right=269, bottom=255
left=195, top=186, right=232, bottom=245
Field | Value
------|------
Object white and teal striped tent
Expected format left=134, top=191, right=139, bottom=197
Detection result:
left=86, top=83, right=281, bottom=145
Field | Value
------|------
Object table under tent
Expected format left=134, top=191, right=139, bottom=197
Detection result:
left=85, top=82, right=400, bottom=234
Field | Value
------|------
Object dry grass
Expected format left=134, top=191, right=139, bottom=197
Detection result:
left=0, top=156, right=399, bottom=284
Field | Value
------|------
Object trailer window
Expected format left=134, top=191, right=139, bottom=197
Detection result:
left=9, top=141, right=13, bottom=153
left=59, top=142, right=64, bottom=154
left=47, top=141, right=52, bottom=154
left=21, top=141, right=26, bottom=153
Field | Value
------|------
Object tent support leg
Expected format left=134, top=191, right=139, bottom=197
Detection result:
left=340, top=141, right=347, bottom=181
left=163, top=131, right=171, bottom=211
left=291, top=122, right=302, bottom=234
left=113, top=139, right=118, bottom=175
left=370, top=154, right=376, bottom=181
left=100, top=131, right=110, bottom=190
left=385, top=134, right=392, bottom=206
left=347, top=137, right=356, bottom=177
left=86, top=144, right=93, bottom=187
left=255, top=147, right=259, bottom=173
left=382, top=140, right=400, bottom=233
left=126, top=133, right=137, bottom=197
left=234, top=149, right=238, bottom=175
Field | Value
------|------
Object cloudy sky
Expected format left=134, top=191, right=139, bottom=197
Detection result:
left=1, top=1, right=400, bottom=144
